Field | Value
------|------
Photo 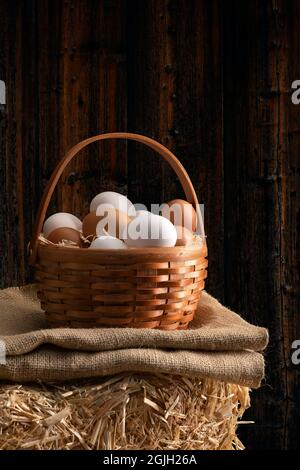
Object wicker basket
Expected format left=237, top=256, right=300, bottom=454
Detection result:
left=29, top=133, right=208, bottom=329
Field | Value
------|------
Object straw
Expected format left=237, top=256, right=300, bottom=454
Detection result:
left=0, top=374, right=251, bottom=450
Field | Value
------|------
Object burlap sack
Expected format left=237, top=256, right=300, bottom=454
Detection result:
left=0, top=286, right=268, bottom=387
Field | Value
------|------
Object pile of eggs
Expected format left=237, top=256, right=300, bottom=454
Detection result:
left=42, top=191, right=198, bottom=250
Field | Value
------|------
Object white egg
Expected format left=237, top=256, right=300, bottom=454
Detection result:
left=90, top=191, right=135, bottom=216
left=43, top=213, right=82, bottom=238
left=135, top=210, right=152, bottom=217
left=125, top=214, right=177, bottom=248
left=89, top=236, right=127, bottom=250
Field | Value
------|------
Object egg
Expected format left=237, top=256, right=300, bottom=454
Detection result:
left=174, top=226, right=194, bottom=246
left=95, top=207, right=131, bottom=239
left=90, top=191, right=135, bottom=216
left=89, top=236, right=127, bottom=250
left=47, top=227, right=82, bottom=246
left=161, top=199, right=197, bottom=232
left=82, top=212, right=103, bottom=239
left=135, top=210, right=152, bottom=217
left=43, top=213, right=82, bottom=238
left=125, top=214, right=177, bottom=248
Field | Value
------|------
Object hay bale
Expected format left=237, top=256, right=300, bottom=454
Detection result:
left=0, top=374, right=251, bottom=450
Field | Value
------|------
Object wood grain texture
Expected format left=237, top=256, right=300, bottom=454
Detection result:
left=127, top=0, right=223, bottom=298
left=0, top=0, right=127, bottom=287
left=37, top=0, right=127, bottom=219
left=127, top=0, right=174, bottom=209
left=0, top=0, right=39, bottom=287
left=223, top=0, right=300, bottom=450
left=0, top=0, right=299, bottom=449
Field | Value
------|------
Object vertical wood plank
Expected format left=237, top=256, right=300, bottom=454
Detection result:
left=127, top=0, right=224, bottom=298
left=36, top=0, right=61, bottom=218
left=37, top=0, right=127, bottom=219
left=272, top=0, right=300, bottom=450
left=0, top=0, right=10, bottom=288
left=127, top=0, right=174, bottom=208
left=21, top=1, right=40, bottom=284
left=0, top=0, right=39, bottom=287
left=283, top=0, right=300, bottom=449
left=223, top=0, right=300, bottom=449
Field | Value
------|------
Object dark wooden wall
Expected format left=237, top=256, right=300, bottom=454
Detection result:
left=0, top=0, right=299, bottom=449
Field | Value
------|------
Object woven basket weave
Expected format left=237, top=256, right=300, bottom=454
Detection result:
left=29, top=133, right=207, bottom=330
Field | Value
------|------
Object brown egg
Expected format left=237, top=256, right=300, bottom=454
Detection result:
left=162, top=199, right=197, bottom=232
left=47, top=227, right=82, bottom=246
left=174, top=226, right=194, bottom=246
left=95, top=207, right=131, bottom=239
left=82, top=212, right=102, bottom=239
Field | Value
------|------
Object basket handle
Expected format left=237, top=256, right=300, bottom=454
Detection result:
left=29, top=132, right=202, bottom=265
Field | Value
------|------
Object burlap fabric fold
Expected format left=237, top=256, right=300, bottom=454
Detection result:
left=0, top=286, right=268, bottom=387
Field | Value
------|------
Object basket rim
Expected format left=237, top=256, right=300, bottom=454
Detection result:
left=36, top=242, right=208, bottom=264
